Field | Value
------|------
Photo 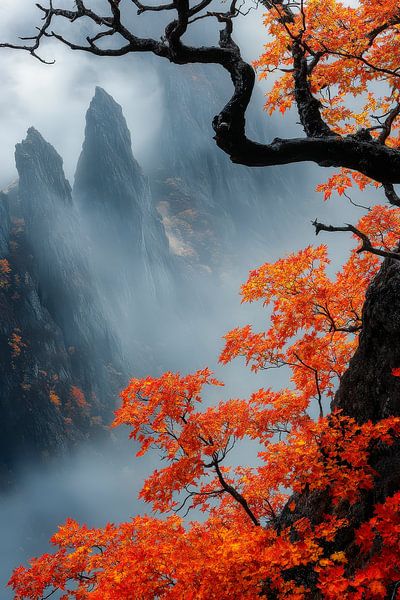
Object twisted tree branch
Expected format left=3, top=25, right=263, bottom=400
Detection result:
left=2, top=1, right=400, bottom=183
left=312, top=219, right=400, bottom=261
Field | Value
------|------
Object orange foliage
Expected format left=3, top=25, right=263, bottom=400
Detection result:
left=70, top=385, right=88, bottom=409
left=0, top=258, right=11, bottom=288
left=8, top=214, right=400, bottom=596
left=221, top=206, right=400, bottom=406
left=49, top=390, right=62, bottom=408
left=316, top=169, right=380, bottom=202
left=8, top=376, right=400, bottom=599
left=256, top=0, right=400, bottom=140
left=8, top=329, right=26, bottom=359
left=8, top=1, right=400, bottom=598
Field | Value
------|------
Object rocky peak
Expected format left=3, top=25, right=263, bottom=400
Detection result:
left=73, top=88, right=176, bottom=333
left=15, top=127, right=72, bottom=209
left=74, top=86, right=144, bottom=215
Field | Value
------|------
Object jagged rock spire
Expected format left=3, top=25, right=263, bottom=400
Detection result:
left=15, top=127, right=72, bottom=207
left=74, top=86, right=144, bottom=215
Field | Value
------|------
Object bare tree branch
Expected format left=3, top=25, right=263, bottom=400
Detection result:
left=2, top=1, right=400, bottom=182
left=378, top=102, right=400, bottom=145
left=383, top=183, right=400, bottom=207
left=314, top=302, right=362, bottom=335
left=293, top=352, right=324, bottom=418
left=131, top=0, right=175, bottom=15
left=312, top=219, right=400, bottom=261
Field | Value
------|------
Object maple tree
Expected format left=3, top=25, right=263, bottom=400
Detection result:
left=2, top=0, right=400, bottom=182
left=5, top=0, right=400, bottom=598
left=8, top=200, right=400, bottom=597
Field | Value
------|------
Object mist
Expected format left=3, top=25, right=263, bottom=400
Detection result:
left=0, top=2, right=375, bottom=598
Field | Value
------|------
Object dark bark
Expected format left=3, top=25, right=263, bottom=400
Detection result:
left=332, top=257, right=400, bottom=561
left=334, top=256, right=400, bottom=425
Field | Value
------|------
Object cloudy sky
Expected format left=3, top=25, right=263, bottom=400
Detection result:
left=0, top=0, right=269, bottom=188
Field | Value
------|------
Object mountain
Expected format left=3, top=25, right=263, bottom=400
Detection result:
left=0, top=78, right=307, bottom=480
left=149, top=61, right=303, bottom=270
left=0, top=129, right=124, bottom=482
left=74, top=87, right=176, bottom=308
left=73, top=87, right=190, bottom=367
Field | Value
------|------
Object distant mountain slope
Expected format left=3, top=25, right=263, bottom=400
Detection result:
left=0, top=79, right=307, bottom=482
left=150, top=61, right=303, bottom=269
left=0, top=129, right=124, bottom=482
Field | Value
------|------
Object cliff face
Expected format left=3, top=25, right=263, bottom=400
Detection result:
left=271, top=257, right=400, bottom=597
left=150, top=62, right=302, bottom=270
left=74, top=87, right=176, bottom=309
left=334, top=257, right=400, bottom=423
left=0, top=129, right=124, bottom=481
left=332, top=256, right=400, bottom=507
left=15, top=128, right=113, bottom=354
left=72, top=87, right=188, bottom=368
left=0, top=189, right=69, bottom=482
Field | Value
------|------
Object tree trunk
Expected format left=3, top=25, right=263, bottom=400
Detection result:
left=274, top=256, right=400, bottom=597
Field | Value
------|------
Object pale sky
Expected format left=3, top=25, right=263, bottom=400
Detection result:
left=0, top=1, right=268, bottom=188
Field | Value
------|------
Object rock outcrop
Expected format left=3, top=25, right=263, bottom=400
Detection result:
left=272, top=256, right=400, bottom=597
left=74, top=87, right=176, bottom=307
left=0, top=129, right=124, bottom=482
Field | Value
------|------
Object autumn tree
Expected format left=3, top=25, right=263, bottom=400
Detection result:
left=9, top=231, right=400, bottom=597
left=4, top=0, right=400, bottom=598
